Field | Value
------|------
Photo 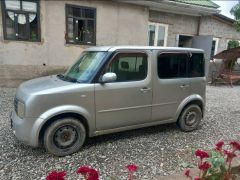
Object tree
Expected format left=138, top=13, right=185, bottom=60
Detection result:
left=227, top=40, right=239, bottom=49
left=230, top=2, right=240, bottom=31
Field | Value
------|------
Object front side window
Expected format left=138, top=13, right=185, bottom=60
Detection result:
left=158, top=53, right=188, bottom=79
left=66, top=4, right=96, bottom=45
left=148, top=22, right=168, bottom=46
left=1, top=0, right=40, bottom=41
left=105, top=53, right=148, bottom=82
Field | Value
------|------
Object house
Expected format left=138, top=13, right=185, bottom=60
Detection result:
left=0, top=0, right=240, bottom=87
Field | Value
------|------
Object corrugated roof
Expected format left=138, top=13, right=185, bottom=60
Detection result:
left=170, top=0, right=220, bottom=9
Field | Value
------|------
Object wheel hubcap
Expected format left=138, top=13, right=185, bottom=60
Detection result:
left=53, top=125, right=78, bottom=149
left=185, top=111, right=198, bottom=126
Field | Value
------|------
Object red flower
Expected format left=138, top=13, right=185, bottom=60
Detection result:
left=87, top=169, right=99, bottom=180
left=194, top=178, right=200, bottom=180
left=184, top=169, right=191, bottom=177
left=195, top=149, right=209, bottom=160
left=126, top=164, right=138, bottom=172
left=198, top=161, right=211, bottom=171
left=224, top=150, right=237, bottom=163
left=215, top=141, right=224, bottom=151
left=230, top=141, right=240, bottom=151
left=46, top=171, right=66, bottom=180
left=77, top=166, right=91, bottom=175
left=76, top=166, right=99, bottom=180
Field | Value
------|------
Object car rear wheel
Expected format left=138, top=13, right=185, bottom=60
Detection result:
left=177, top=104, right=202, bottom=132
left=43, top=118, right=86, bottom=156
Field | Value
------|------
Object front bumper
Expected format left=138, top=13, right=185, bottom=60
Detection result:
left=10, top=110, right=39, bottom=147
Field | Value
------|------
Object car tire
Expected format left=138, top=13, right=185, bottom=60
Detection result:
left=43, top=118, right=86, bottom=156
left=177, top=104, right=202, bottom=132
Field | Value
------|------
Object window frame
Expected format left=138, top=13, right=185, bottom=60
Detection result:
left=1, top=0, right=41, bottom=42
left=65, top=4, right=96, bottom=46
left=148, top=22, right=168, bottom=47
left=211, top=37, right=219, bottom=58
left=99, top=51, right=148, bottom=83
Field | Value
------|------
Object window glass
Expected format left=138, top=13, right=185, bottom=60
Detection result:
left=157, top=26, right=165, bottom=46
left=3, top=0, right=40, bottom=41
left=189, top=53, right=204, bottom=77
left=17, top=14, right=28, bottom=39
left=148, top=25, right=155, bottom=46
left=66, top=5, right=96, bottom=45
left=22, top=1, right=37, bottom=12
left=106, top=53, right=148, bottom=82
left=5, top=0, right=20, bottom=10
left=148, top=23, right=168, bottom=46
left=211, top=40, right=216, bottom=58
left=5, top=11, right=15, bottom=38
left=158, top=53, right=188, bottom=79
left=29, top=13, right=38, bottom=40
left=65, top=51, right=107, bottom=83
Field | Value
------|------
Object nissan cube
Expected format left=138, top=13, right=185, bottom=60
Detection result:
left=11, top=46, right=206, bottom=156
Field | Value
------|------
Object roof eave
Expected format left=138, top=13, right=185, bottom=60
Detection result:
left=117, top=0, right=220, bottom=16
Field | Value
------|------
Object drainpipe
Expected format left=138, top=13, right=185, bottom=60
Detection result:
left=197, top=16, right=202, bottom=36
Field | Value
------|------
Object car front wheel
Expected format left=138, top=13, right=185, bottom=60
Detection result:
left=43, top=118, right=86, bottom=156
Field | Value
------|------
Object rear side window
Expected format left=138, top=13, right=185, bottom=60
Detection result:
left=106, top=53, right=148, bottom=82
left=157, top=53, right=188, bottom=79
left=189, top=53, right=204, bottom=77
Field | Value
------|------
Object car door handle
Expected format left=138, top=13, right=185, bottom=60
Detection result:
left=140, top=87, right=152, bottom=92
left=180, top=84, right=190, bottom=88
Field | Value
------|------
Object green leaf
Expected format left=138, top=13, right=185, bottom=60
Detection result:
left=206, top=172, right=224, bottom=180
left=179, top=162, right=194, bottom=168
left=211, top=151, right=222, bottom=158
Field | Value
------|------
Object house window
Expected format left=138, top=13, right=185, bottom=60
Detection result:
left=1, top=0, right=40, bottom=41
left=210, top=37, right=219, bottom=58
left=66, top=4, right=96, bottom=45
left=148, top=23, right=168, bottom=46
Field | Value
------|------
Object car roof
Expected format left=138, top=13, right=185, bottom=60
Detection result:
left=86, top=46, right=204, bottom=53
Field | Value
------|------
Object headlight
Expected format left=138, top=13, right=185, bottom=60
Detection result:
left=16, top=100, right=25, bottom=119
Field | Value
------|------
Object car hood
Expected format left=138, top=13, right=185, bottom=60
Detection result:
left=16, top=75, right=73, bottom=101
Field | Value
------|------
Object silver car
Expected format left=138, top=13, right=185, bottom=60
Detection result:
left=11, top=46, right=206, bottom=156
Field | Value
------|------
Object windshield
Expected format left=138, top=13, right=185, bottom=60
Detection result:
left=63, top=51, right=107, bottom=83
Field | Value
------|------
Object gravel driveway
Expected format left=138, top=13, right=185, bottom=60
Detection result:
left=0, top=86, right=240, bottom=180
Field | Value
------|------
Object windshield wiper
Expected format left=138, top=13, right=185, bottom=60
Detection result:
left=57, top=74, right=65, bottom=79
left=64, top=76, right=78, bottom=83
left=57, top=74, right=78, bottom=83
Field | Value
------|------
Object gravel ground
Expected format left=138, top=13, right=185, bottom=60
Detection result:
left=0, top=86, right=240, bottom=180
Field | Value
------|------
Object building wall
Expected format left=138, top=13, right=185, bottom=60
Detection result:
left=199, top=16, right=240, bottom=54
left=149, top=10, right=240, bottom=54
left=0, top=0, right=149, bottom=87
left=149, top=10, right=199, bottom=46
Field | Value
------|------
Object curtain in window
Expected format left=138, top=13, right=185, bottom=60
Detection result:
left=6, top=0, right=37, bottom=24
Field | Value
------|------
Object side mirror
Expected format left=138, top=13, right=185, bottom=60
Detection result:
left=99, top=72, right=117, bottom=83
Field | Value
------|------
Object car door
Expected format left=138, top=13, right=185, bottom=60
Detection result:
left=94, top=51, right=153, bottom=130
left=152, top=51, right=190, bottom=121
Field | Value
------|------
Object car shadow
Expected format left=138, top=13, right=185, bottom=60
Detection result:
left=84, top=123, right=179, bottom=147
left=12, top=122, right=204, bottom=157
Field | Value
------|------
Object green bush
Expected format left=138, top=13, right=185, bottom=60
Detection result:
left=227, top=40, right=239, bottom=49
